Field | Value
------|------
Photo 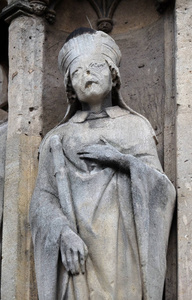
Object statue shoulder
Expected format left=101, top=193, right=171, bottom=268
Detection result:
left=124, top=109, right=158, bottom=145
left=38, top=123, right=69, bottom=155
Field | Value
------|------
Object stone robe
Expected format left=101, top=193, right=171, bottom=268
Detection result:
left=30, top=106, right=176, bottom=300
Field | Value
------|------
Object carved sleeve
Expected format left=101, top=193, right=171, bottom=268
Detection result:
left=29, top=135, right=70, bottom=247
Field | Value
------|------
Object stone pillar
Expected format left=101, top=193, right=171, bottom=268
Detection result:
left=1, top=15, right=45, bottom=299
left=175, top=1, right=192, bottom=299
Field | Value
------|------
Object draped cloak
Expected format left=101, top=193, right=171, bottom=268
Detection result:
left=30, top=106, right=176, bottom=300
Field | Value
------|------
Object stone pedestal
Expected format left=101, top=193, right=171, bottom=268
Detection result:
left=1, top=15, right=44, bottom=300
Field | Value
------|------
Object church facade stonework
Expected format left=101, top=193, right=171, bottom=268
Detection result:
left=0, top=0, right=192, bottom=299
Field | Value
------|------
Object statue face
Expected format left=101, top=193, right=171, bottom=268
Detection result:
left=69, top=56, right=113, bottom=105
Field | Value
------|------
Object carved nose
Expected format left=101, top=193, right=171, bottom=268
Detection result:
left=86, top=70, right=90, bottom=75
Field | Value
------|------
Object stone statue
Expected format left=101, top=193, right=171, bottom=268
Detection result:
left=30, top=28, right=176, bottom=300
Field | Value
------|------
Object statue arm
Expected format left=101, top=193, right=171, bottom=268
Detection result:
left=77, top=124, right=163, bottom=174
left=30, top=141, right=70, bottom=253
left=30, top=135, right=87, bottom=276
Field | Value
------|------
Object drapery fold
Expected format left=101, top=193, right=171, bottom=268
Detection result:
left=30, top=108, right=175, bottom=300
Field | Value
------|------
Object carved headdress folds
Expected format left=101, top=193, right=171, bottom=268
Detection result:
left=58, top=28, right=125, bottom=122
left=57, top=28, right=156, bottom=141
left=58, top=28, right=121, bottom=79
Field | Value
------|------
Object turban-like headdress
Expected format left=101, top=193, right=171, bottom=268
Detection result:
left=41, top=28, right=157, bottom=147
left=58, top=28, right=121, bottom=77
left=57, top=28, right=123, bottom=122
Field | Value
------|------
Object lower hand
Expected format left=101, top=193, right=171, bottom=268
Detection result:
left=60, top=226, right=88, bottom=275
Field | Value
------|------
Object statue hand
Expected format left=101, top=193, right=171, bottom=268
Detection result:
left=60, top=226, right=88, bottom=275
left=77, top=137, right=122, bottom=168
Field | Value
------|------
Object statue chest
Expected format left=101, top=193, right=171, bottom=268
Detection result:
left=61, top=116, right=143, bottom=171
left=64, top=116, right=139, bottom=146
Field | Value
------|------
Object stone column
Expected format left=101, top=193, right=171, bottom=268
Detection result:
left=175, top=1, right=192, bottom=299
left=1, top=15, right=45, bottom=299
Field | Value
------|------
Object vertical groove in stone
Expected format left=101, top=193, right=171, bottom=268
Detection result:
left=163, top=7, right=177, bottom=300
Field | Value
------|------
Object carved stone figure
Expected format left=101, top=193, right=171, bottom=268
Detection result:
left=30, top=28, right=176, bottom=300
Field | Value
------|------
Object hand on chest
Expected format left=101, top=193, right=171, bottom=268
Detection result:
left=62, top=117, right=144, bottom=170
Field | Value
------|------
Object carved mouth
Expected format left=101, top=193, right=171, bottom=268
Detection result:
left=85, top=81, right=98, bottom=88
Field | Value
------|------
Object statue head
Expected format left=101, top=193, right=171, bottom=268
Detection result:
left=69, top=55, right=114, bottom=108
left=58, top=28, right=122, bottom=121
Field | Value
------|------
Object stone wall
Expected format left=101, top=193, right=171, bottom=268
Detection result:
left=2, top=0, right=191, bottom=299
left=175, top=1, right=192, bottom=299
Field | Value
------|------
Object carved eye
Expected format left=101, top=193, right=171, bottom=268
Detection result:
left=72, top=69, right=79, bottom=78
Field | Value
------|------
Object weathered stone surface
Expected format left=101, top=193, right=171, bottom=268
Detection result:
left=0, top=109, right=8, bottom=124
left=2, top=135, right=40, bottom=300
left=43, top=0, right=168, bottom=165
left=35, top=3, right=177, bottom=297
left=0, top=122, right=7, bottom=276
left=1, top=15, right=44, bottom=300
left=7, top=17, right=44, bottom=137
left=7, top=0, right=19, bottom=4
left=116, top=18, right=165, bottom=164
left=30, top=29, right=175, bottom=300
left=175, top=1, right=192, bottom=299
left=0, top=123, right=7, bottom=223
left=0, top=1, right=177, bottom=299
left=2, top=134, right=40, bottom=299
